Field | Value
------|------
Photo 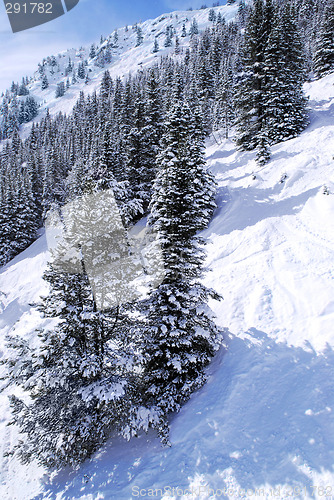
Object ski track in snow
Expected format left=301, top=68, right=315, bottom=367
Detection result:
left=1, top=38, right=334, bottom=500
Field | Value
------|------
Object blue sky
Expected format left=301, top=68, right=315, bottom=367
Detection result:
left=0, top=0, right=220, bottom=93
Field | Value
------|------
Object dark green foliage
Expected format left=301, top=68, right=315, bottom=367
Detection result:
left=41, top=74, right=49, bottom=90
left=314, top=0, right=334, bottom=77
left=135, top=26, right=144, bottom=47
left=209, top=8, right=217, bottom=22
left=235, top=0, right=308, bottom=150
left=127, top=103, right=221, bottom=444
left=55, top=82, right=65, bottom=98
left=77, top=62, right=86, bottom=79
left=153, top=37, right=159, bottom=53
left=263, top=4, right=308, bottom=143
left=5, top=261, right=139, bottom=468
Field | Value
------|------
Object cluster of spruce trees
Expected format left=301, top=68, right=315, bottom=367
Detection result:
left=3, top=93, right=221, bottom=469
left=1, top=0, right=333, bottom=469
left=234, top=0, right=310, bottom=164
left=0, top=79, right=38, bottom=141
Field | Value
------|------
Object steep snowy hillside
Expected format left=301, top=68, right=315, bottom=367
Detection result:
left=0, top=73, right=333, bottom=499
left=11, top=2, right=239, bottom=132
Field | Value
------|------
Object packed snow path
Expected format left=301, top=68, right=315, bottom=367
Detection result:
left=0, top=75, right=334, bottom=499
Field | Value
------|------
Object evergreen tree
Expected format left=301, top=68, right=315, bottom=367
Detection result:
left=234, top=0, right=272, bottom=150
left=145, top=68, right=163, bottom=150
left=164, top=26, right=173, bottom=47
left=100, top=70, right=112, bottom=99
left=126, top=96, right=157, bottom=213
left=77, top=62, right=86, bottom=80
left=234, top=0, right=307, bottom=149
left=189, top=18, right=199, bottom=37
left=41, top=74, right=49, bottom=90
left=135, top=26, right=144, bottom=47
left=127, top=103, right=221, bottom=443
left=18, top=78, right=29, bottom=96
left=65, top=57, right=73, bottom=75
left=175, top=36, right=180, bottom=55
left=152, top=37, right=159, bottom=53
left=89, top=44, right=96, bottom=59
left=104, top=45, right=112, bottom=64
left=209, top=8, right=217, bottom=22
left=55, top=82, right=65, bottom=98
left=314, top=0, right=334, bottom=77
left=263, top=4, right=308, bottom=143
left=213, top=58, right=234, bottom=138
left=113, top=30, right=119, bottom=47
left=255, top=130, right=271, bottom=166
left=2, top=184, right=142, bottom=468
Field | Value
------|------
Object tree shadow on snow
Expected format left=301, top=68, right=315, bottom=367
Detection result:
left=206, top=186, right=319, bottom=237
left=34, top=330, right=334, bottom=499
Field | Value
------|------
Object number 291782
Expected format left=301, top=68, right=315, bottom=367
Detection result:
left=6, top=3, right=53, bottom=14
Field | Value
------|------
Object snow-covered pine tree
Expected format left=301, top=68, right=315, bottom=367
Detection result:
left=2, top=180, right=142, bottom=468
left=234, top=0, right=273, bottom=150
left=263, top=3, right=308, bottom=143
left=314, top=0, right=334, bottom=78
left=152, top=37, right=159, bottom=53
left=135, top=26, right=144, bottom=47
left=181, top=23, right=187, bottom=37
left=113, top=30, right=119, bottom=47
left=18, top=78, right=29, bottom=96
left=12, top=172, right=40, bottom=256
left=126, top=102, right=221, bottom=443
left=0, top=177, right=17, bottom=266
left=104, top=45, right=112, bottom=64
left=55, top=82, right=65, bottom=98
left=126, top=96, right=157, bottom=214
left=209, top=8, right=217, bottom=22
left=3, top=264, right=139, bottom=468
left=164, top=26, right=173, bottom=47
left=0, top=166, right=39, bottom=266
left=175, top=36, right=180, bottom=55
left=213, top=57, right=235, bottom=138
left=255, top=130, right=271, bottom=166
left=97, top=121, right=143, bottom=224
left=189, top=18, right=199, bottom=37
left=77, top=62, right=86, bottom=80
left=89, top=43, right=96, bottom=59
left=145, top=67, right=163, bottom=149
left=235, top=0, right=307, bottom=150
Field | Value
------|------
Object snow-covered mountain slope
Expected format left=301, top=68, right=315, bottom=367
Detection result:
left=15, top=2, right=239, bottom=133
left=0, top=72, right=333, bottom=499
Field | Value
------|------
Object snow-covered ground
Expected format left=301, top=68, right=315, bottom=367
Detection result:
left=1, top=70, right=334, bottom=500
